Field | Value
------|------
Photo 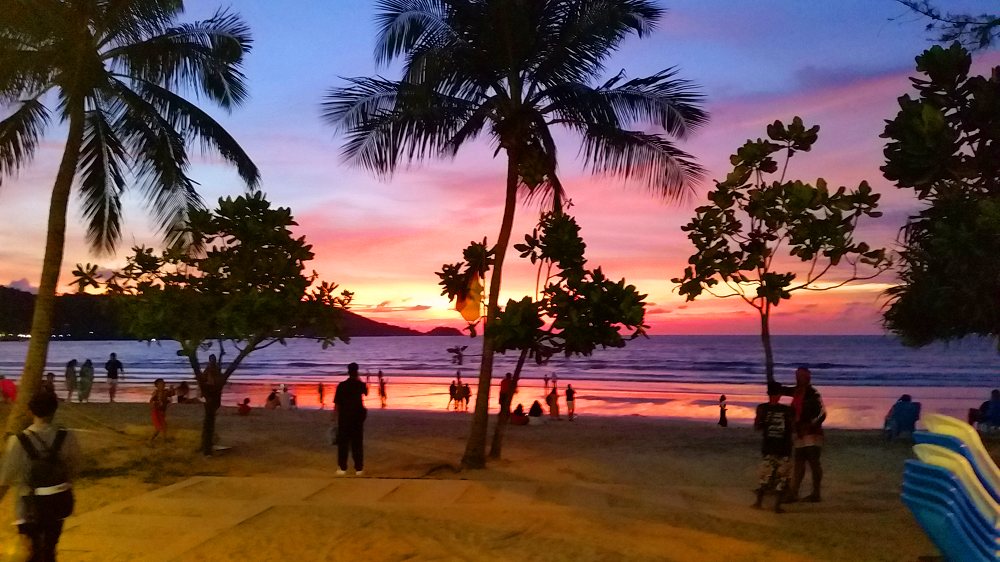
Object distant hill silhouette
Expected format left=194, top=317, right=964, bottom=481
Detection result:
left=0, top=286, right=451, bottom=339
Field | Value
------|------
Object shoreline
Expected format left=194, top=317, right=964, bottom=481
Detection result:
left=26, top=376, right=992, bottom=431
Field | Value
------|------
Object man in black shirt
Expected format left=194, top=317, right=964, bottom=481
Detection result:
left=104, top=353, right=124, bottom=403
left=753, top=382, right=794, bottom=513
left=334, top=362, right=369, bottom=476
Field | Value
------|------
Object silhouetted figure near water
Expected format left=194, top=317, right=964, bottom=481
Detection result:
left=105, top=352, right=124, bottom=403
left=334, top=362, right=369, bottom=476
left=447, top=380, right=457, bottom=410
left=378, top=371, right=387, bottom=408
left=64, top=359, right=78, bottom=402
left=718, top=395, right=728, bottom=427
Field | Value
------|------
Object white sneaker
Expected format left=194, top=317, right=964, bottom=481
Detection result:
left=335, top=469, right=346, bottom=476
left=355, top=470, right=364, bottom=476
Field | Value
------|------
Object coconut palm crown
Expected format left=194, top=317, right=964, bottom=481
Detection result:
left=0, top=0, right=259, bottom=431
left=324, top=0, right=708, bottom=468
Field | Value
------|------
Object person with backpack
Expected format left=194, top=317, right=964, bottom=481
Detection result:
left=0, top=391, right=80, bottom=561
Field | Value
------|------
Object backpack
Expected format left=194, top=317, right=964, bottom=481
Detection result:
left=16, top=429, right=75, bottom=523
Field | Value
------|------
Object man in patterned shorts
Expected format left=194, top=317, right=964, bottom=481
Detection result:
left=753, top=381, right=794, bottom=513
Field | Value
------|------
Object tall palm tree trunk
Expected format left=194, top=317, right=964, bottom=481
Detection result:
left=462, top=155, right=520, bottom=468
left=6, top=101, right=85, bottom=433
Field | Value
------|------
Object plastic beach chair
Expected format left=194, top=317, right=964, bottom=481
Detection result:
left=912, top=444, right=999, bottom=525
left=904, top=460, right=999, bottom=549
left=923, top=414, right=1000, bottom=499
left=915, top=431, right=1000, bottom=504
left=902, top=488, right=998, bottom=562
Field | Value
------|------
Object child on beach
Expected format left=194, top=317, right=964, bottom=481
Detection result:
left=753, top=382, right=794, bottom=513
left=237, top=397, right=252, bottom=416
left=378, top=371, right=387, bottom=408
left=149, top=378, right=175, bottom=443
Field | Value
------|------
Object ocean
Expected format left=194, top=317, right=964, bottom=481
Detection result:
left=1, top=335, right=996, bottom=429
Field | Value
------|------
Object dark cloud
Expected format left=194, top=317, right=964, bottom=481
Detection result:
left=356, top=302, right=432, bottom=313
left=793, top=63, right=906, bottom=92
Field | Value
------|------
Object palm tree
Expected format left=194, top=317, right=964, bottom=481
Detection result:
left=0, top=0, right=259, bottom=432
left=323, top=0, right=707, bottom=468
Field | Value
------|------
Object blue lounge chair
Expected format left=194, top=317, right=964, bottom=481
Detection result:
left=923, top=414, right=1000, bottom=501
left=903, top=461, right=999, bottom=549
left=902, top=490, right=997, bottom=562
left=914, top=431, right=1000, bottom=504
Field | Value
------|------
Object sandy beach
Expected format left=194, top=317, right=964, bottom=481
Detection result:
left=1, top=400, right=997, bottom=561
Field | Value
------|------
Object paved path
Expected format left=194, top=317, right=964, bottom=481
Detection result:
left=57, top=476, right=661, bottom=561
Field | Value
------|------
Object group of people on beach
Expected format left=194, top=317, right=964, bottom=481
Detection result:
left=60, top=353, right=123, bottom=403
left=447, top=374, right=471, bottom=411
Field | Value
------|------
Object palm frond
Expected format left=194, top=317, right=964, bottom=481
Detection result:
left=108, top=78, right=204, bottom=239
left=0, top=46, right=57, bottom=104
left=579, top=125, right=704, bottom=201
left=78, top=106, right=129, bottom=254
left=324, top=77, right=476, bottom=176
left=106, top=9, right=252, bottom=110
left=531, top=0, right=664, bottom=85
left=374, top=0, right=453, bottom=65
left=129, top=77, right=260, bottom=188
left=97, top=0, right=184, bottom=50
left=0, top=98, right=49, bottom=186
left=542, top=69, right=707, bottom=138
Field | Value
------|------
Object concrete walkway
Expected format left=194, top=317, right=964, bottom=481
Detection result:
left=57, top=476, right=657, bottom=561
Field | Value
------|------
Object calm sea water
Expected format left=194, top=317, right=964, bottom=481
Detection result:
left=0, top=335, right=995, bottom=428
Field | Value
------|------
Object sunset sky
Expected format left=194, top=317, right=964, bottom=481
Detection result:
left=2, top=1, right=998, bottom=335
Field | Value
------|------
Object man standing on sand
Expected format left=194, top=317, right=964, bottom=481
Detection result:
left=0, top=392, right=81, bottom=560
left=783, top=366, right=826, bottom=503
left=104, top=352, right=124, bottom=403
left=334, top=363, right=369, bottom=476
left=753, top=382, right=794, bottom=513
left=499, top=373, right=514, bottom=415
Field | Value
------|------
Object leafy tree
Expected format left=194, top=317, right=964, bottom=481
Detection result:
left=323, top=0, right=707, bottom=469
left=0, top=1, right=259, bottom=432
left=674, top=118, right=890, bottom=384
left=882, top=44, right=1000, bottom=348
left=897, top=1, right=999, bottom=52
left=490, top=213, right=647, bottom=457
left=96, top=193, right=353, bottom=455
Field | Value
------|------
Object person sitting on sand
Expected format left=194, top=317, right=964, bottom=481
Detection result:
left=510, top=403, right=529, bottom=426
left=175, top=380, right=196, bottom=404
left=265, top=389, right=280, bottom=410
left=754, top=382, right=794, bottom=513
left=528, top=400, right=543, bottom=417
left=977, top=389, right=1000, bottom=430
left=279, top=384, right=297, bottom=410
left=237, top=397, right=252, bottom=416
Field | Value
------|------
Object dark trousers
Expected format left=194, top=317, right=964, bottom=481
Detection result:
left=790, top=445, right=823, bottom=499
left=337, top=418, right=365, bottom=471
left=19, top=520, right=64, bottom=562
